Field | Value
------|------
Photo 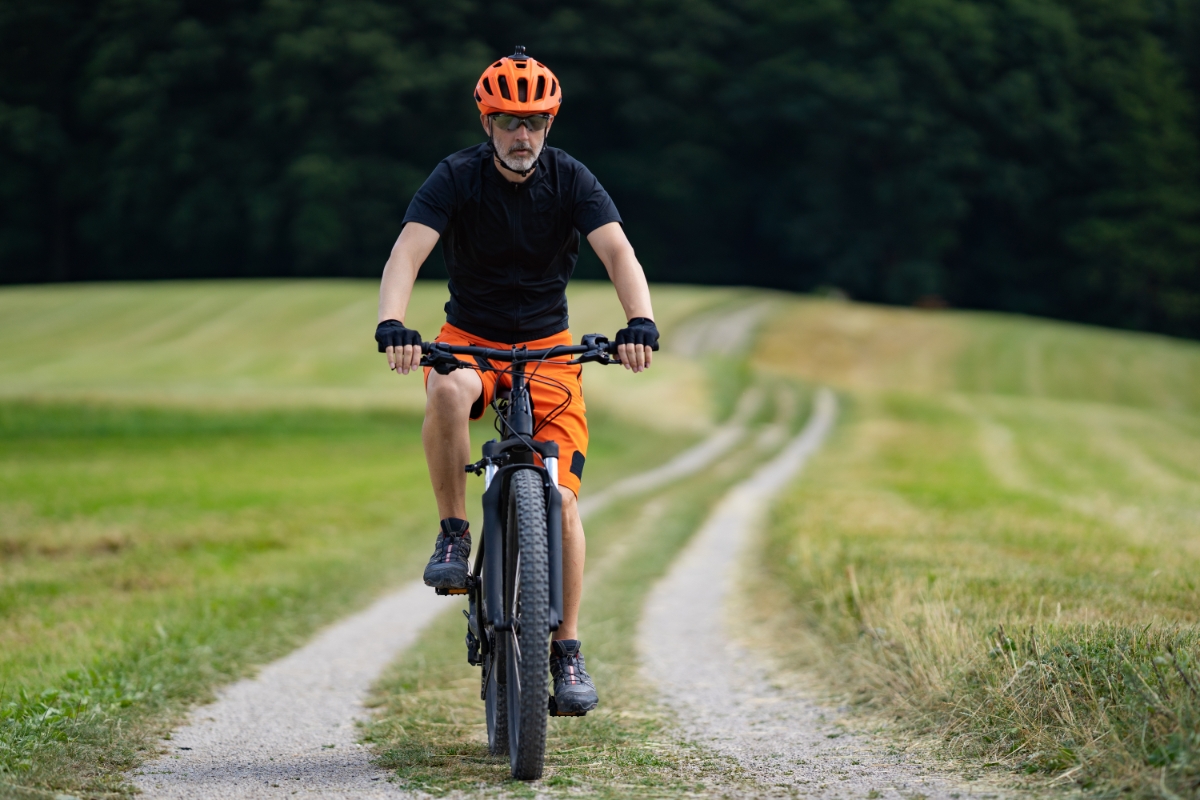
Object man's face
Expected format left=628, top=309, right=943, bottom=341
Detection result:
left=481, top=113, right=554, bottom=174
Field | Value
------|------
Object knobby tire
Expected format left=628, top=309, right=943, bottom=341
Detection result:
left=504, top=468, right=550, bottom=780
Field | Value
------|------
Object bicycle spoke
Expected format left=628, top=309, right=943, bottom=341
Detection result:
left=510, top=631, right=521, bottom=698
left=511, top=551, right=521, bottom=622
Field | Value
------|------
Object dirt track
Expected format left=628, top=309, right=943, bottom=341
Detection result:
left=131, top=396, right=761, bottom=797
left=639, top=389, right=1011, bottom=798
left=132, top=302, right=1006, bottom=798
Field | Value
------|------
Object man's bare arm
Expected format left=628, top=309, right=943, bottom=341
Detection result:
left=587, top=221, right=656, bottom=372
left=379, top=222, right=440, bottom=374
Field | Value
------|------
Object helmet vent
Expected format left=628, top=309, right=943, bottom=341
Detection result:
left=497, top=75, right=511, bottom=100
left=517, top=77, right=528, bottom=103
left=534, top=75, right=546, bottom=101
left=482, top=77, right=493, bottom=96
left=493, top=61, right=502, bottom=68
left=550, top=79, right=557, bottom=97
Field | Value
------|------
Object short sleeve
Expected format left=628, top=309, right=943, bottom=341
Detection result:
left=401, top=161, right=459, bottom=234
left=571, top=165, right=622, bottom=236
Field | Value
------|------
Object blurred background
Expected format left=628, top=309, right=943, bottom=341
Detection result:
left=2, top=0, right=1200, bottom=337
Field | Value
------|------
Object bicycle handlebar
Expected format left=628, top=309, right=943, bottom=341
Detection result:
left=418, top=333, right=620, bottom=374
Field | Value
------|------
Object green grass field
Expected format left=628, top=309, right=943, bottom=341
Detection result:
left=755, top=300, right=1200, bottom=797
left=0, top=280, right=717, bottom=797
left=5, top=281, right=1200, bottom=798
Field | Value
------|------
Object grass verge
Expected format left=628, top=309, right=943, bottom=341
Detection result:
left=0, top=402, right=436, bottom=796
left=755, top=299, right=1200, bottom=797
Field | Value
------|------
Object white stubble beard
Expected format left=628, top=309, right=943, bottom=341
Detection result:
left=494, top=135, right=541, bottom=174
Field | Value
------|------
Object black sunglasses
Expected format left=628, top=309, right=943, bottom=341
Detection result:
left=489, top=113, right=552, bottom=132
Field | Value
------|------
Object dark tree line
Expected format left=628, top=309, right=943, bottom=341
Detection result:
left=3, top=0, right=1200, bottom=336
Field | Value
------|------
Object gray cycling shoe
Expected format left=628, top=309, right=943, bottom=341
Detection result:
left=550, top=639, right=598, bottom=715
left=422, top=519, right=471, bottom=591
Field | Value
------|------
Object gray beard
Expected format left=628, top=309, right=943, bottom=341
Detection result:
left=493, top=136, right=541, bottom=174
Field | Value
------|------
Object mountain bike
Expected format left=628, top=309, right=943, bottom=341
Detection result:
left=419, top=333, right=618, bottom=781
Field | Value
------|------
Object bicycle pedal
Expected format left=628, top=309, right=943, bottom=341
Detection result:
left=547, top=695, right=588, bottom=717
left=435, top=587, right=469, bottom=596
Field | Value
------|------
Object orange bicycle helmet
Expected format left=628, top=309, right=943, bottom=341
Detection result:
left=475, top=46, right=562, bottom=116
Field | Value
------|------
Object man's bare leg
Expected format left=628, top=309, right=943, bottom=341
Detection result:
left=549, top=485, right=597, bottom=713
left=423, top=369, right=483, bottom=519
left=554, top=487, right=585, bottom=641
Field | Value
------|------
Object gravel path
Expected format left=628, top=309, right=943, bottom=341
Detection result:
left=639, top=389, right=1007, bottom=799
left=132, top=582, right=441, bottom=799
left=131, top=390, right=769, bottom=799
left=578, top=386, right=763, bottom=518
left=671, top=300, right=773, bottom=358
left=132, top=303, right=785, bottom=798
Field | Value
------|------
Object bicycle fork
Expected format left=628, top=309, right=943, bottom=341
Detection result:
left=477, top=458, right=563, bottom=633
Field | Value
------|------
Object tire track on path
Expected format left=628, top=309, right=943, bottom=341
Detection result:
left=132, top=582, right=437, bottom=799
left=132, top=302, right=771, bottom=798
left=131, top=405, right=764, bottom=799
left=639, top=389, right=1009, bottom=799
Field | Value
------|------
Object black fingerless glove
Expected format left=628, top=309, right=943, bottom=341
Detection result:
left=614, top=317, right=660, bottom=351
left=375, top=319, right=422, bottom=352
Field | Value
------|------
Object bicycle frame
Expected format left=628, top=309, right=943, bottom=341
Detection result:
left=421, top=335, right=616, bottom=646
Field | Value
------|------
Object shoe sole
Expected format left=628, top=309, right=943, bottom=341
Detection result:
left=548, top=695, right=597, bottom=716
left=423, top=566, right=468, bottom=591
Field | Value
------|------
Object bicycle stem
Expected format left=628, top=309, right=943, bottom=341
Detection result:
left=508, top=360, right=535, bottom=439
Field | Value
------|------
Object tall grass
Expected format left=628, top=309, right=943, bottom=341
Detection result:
left=755, top=300, right=1200, bottom=796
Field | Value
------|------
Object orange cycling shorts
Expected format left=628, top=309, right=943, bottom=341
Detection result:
left=423, top=323, right=589, bottom=497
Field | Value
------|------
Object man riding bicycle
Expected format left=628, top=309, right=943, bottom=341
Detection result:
left=375, top=47, right=658, bottom=716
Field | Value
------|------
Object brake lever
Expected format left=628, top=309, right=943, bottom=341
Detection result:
left=574, top=333, right=618, bottom=365
left=420, top=342, right=465, bottom=375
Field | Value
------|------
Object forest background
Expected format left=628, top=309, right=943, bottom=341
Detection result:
left=3, top=0, right=1200, bottom=338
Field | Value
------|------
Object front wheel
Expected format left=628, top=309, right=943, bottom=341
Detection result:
left=503, top=468, right=550, bottom=780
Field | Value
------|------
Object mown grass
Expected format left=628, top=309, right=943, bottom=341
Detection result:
left=0, top=279, right=718, bottom=797
left=755, top=300, right=1200, bottom=797
left=0, top=402, right=437, bottom=795
left=0, top=280, right=724, bottom=431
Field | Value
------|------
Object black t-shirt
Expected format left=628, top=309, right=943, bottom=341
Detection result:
left=402, top=143, right=622, bottom=343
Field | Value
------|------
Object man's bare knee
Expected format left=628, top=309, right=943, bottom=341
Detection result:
left=426, top=372, right=480, bottom=417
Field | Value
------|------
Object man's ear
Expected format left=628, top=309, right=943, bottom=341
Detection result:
left=480, top=114, right=491, bottom=137
left=546, top=116, right=555, bottom=133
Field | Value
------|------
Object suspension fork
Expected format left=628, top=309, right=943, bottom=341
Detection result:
left=481, top=462, right=563, bottom=633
